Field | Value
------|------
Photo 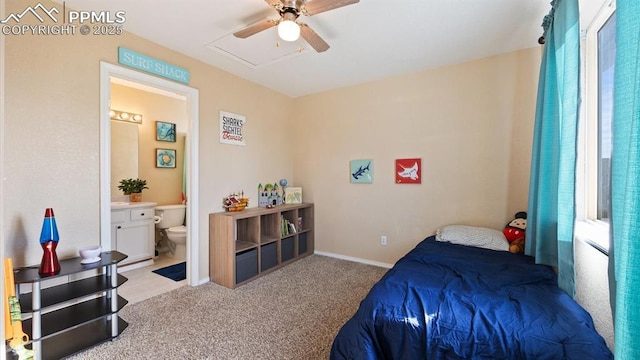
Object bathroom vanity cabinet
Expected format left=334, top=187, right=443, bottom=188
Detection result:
left=111, top=203, right=156, bottom=266
left=209, top=203, right=314, bottom=288
left=10, top=251, right=128, bottom=360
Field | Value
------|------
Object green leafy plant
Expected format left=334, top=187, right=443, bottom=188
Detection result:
left=118, top=178, right=149, bottom=194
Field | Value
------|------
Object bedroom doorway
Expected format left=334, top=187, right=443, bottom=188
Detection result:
left=99, top=62, right=200, bottom=287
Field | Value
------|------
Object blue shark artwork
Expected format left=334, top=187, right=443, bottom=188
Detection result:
left=350, top=159, right=373, bottom=183
left=352, top=163, right=371, bottom=179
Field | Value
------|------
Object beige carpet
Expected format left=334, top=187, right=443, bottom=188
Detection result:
left=68, top=255, right=388, bottom=360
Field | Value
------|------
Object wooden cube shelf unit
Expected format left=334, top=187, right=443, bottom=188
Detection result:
left=209, top=203, right=314, bottom=288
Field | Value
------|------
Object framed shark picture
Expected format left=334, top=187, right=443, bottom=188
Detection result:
left=350, top=159, right=373, bottom=183
left=396, top=158, right=421, bottom=184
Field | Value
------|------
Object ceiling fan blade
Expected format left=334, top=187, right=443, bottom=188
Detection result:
left=299, top=23, right=329, bottom=52
left=264, top=0, right=282, bottom=8
left=302, top=0, right=359, bottom=16
left=233, top=19, right=278, bottom=38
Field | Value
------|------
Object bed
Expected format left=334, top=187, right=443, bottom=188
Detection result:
left=330, top=233, right=613, bottom=359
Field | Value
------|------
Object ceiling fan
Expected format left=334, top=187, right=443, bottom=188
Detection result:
left=233, top=0, right=360, bottom=53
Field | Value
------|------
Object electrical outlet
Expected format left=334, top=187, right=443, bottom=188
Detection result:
left=381, top=235, right=387, bottom=246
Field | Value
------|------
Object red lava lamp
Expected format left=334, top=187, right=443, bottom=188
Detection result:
left=39, top=208, right=61, bottom=275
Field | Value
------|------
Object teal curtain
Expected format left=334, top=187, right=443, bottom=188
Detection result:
left=611, top=1, right=640, bottom=358
left=525, top=0, right=580, bottom=296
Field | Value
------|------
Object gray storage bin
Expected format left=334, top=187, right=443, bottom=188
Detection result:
left=281, top=237, right=294, bottom=262
left=261, top=242, right=277, bottom=271
left=236, top=249, right=258, bottom=284
left=298, top=233, right=308, bottom=255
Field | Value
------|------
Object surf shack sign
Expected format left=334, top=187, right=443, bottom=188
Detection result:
left=118, top=47, right=190, bottom=84
left=219, top=111, right=246, bottom=146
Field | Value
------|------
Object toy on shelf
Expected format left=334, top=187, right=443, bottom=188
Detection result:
left=279, top=179, right=288, bottom=204
left=223, top=191, right=249, bottom=212
left=5, top=258, right=36, bottom=360
left=258, top=183, right=282, bottom=207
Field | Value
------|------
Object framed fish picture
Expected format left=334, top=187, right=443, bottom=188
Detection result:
left=396, top=158, right=421, bottom=184
left=350, top=159, right=373, bottom=184
left=156, top=121, right=176, bottom=142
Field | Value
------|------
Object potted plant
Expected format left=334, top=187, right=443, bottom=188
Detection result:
left=118, top=178, right=149, bottom=202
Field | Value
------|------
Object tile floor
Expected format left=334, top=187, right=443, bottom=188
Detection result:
left=117, top=253, right=186, bottom=304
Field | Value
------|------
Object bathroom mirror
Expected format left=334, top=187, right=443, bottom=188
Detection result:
left=111, top=120, right=139, bottom=195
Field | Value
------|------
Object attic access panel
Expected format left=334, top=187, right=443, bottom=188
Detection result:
left=207, top=28, right=307, bottom=68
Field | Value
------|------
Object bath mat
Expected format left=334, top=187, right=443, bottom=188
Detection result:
left=152, top=262, right=186, bottom=282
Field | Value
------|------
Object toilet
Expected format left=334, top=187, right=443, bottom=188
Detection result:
left=154, top=204, right=187, bottom=260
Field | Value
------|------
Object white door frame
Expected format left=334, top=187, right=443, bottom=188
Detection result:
left=99, top=61, right=200, bottom=286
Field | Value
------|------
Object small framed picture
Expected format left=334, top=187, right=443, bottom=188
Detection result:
left=350, top=159, right=373, bottom=183
left=396, top=158, right=421, bottom=184
left=285, top=187, right=302, bottom=204
left=156, top=121, right=176, bottom=142
left=156, top=148, right=176, bottom=168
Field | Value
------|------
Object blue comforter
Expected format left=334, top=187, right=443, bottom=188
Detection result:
left=331, top=236, right=613, bottom=359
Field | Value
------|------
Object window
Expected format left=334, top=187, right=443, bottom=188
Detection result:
left=596, top=12, right=615, bottom=222
left=578, top=1, right=616, bottom=253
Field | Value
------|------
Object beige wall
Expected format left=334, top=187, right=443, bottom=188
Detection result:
left=110, top=83, right=187, bottom=206
left=292, top=47, right=540, bottom=263
left=3, top=0, right=293, bottom=280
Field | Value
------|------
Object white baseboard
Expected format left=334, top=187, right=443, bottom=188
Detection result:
left=118, top=259, right=154, bottom=273
left=197, top=276, right=211, bottom=286
left=314, top=251, right=394, bottom=269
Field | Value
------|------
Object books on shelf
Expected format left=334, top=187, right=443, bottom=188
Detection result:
left=281, top=216, right=298, bottom=236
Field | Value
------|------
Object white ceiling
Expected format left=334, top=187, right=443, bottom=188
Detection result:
left=57, top=0, right=607, bottom=98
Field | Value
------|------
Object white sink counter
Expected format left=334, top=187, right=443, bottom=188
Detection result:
left=111, top=201, right=157, bottom=266
left=111, top=201, right=157, bottom=210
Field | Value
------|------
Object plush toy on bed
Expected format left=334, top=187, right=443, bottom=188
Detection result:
left=504, top=211, right=527, bottom=254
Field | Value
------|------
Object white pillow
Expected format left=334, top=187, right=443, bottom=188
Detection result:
left=435, top=225, right=509, bottom=251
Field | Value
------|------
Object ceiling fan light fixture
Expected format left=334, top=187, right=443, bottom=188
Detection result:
left=278, top=20, right=300, bottom=41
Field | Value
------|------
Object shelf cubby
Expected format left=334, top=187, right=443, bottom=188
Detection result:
left=235, top=216, right=259, bottom=252
left=281, top=237, right=295, bottom=263
left=298, top=232, right=309, bottom=256
left=260, top=213, right=280, bottom=244
left=260, top=242, right=278, bottom=272
left=236, top=248, right=258, bottom=284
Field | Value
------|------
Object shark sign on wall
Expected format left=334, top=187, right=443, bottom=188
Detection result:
left=219, top=110, right=246, bottom=146
left=396, top=158, right=421, bottom=184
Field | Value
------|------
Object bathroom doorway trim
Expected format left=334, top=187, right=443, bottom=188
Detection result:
left=99, top=61, right=201, bottom=287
